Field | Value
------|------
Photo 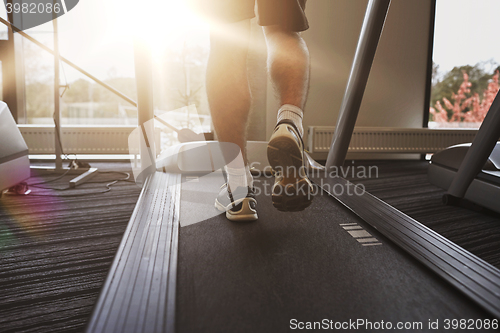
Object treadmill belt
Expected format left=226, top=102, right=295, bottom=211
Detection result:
left=176, top=175, right=493, bottom=332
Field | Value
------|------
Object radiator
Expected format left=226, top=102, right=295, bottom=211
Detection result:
left=18, top=125, right=160, bottom=155
left=18, top=125, right=479, bottom=156
left=307, top=126, right=478, bottom=154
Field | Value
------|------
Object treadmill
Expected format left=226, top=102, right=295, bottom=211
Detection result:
left=429, top=142, right=500, bottom=213
left=0, top=102, right=30, bottom=194
left=86, top=1, right=500, bottom=332
left=427, top=85, right=500, bottom=213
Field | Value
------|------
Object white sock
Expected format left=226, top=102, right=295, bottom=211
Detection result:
left=277, top=104, right=304, bottom=137
left=225, top=165, right=253, bottom=190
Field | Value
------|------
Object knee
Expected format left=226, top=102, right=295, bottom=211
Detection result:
left=263, top=25, right=302, bottom=41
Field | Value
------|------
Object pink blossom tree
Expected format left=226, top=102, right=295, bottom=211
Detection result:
left=430, top=70, right=499, bottom=124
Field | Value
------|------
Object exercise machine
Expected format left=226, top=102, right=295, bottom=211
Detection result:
left=0, top=102, right=30, bottom=194
left=87, top=1, right=500, bottom=332
left=428, top=90, right=500, bottom=213
left=312, top=0, right=500, bottom=319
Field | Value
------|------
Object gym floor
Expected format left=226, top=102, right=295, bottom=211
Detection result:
left=0, top=160, right=498, bottom=332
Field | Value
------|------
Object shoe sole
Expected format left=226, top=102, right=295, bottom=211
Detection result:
left=267, top=127, right=303, bottom=173
left=267, top=125, right=313, bottom=211
left=270, top=178, right=313, bottom=212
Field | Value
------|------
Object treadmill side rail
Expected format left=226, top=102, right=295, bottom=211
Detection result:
left=86, top=172, right=181, bottom=333
left=313, top=174, right=500, bottom=319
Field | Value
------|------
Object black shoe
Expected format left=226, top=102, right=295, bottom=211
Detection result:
left=267, top=120, right=314, bottom=211
left=215, top=184, right=258, bottom=221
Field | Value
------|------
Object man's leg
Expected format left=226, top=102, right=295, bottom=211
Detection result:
left=207, top=20, right=252, bottom=165
left=264, top=25, right=313, bottom=211
left=263, top=25, right=310, bottom=115
left=207, top=20, right=257, bottom=221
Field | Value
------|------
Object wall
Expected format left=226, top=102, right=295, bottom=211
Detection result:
left=266, top=0, right=433, bottom=141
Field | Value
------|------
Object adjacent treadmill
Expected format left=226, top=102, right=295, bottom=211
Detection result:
left=0, top=102, right=30, bottom=194
left=428, top=87, right=500, bottom=214
left=429, top=142, right=500, bottom=213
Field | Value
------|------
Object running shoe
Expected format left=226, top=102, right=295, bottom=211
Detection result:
left=215, top=184, right=258, bottom=221
left=267, top=120, right=314, bottom=211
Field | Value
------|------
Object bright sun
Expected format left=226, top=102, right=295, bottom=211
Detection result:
left=104, top=0, right=209, bottom=53
left=5, top=0, right=212, bottom=81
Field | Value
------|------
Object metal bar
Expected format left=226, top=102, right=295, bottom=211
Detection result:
left=133, top=38, right=156, bottom=172
left=445, top=90, right=500, bottom=200
left=0, top=16, right=137, bottom=107
left=325, top=0, right=391, bottom=168
left=420, top=0, right=437, bottom=160
left=53, top=13, right=62, bottom=171
left=422, top=0, right=437, bottom=129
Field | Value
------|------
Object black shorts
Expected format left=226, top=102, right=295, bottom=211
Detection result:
left=193, top=0, right=308, bottom=32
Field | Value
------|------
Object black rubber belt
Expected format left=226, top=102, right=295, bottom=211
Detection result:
left=311, top=174, right=500, bottom=319
left=86, top=172, right=181, bottom=333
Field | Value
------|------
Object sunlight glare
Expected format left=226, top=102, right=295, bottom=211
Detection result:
left=106, top=0, right=209, bottom=53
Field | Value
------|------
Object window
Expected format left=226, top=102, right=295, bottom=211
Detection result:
left=0, top=4, right=7, bottom=40
left=20, top=0, right=212, bottom=149
left=430, top=0, right=500, bottom=128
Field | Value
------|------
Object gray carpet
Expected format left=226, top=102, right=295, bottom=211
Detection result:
left=0, top=162, right=141, bottom=333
